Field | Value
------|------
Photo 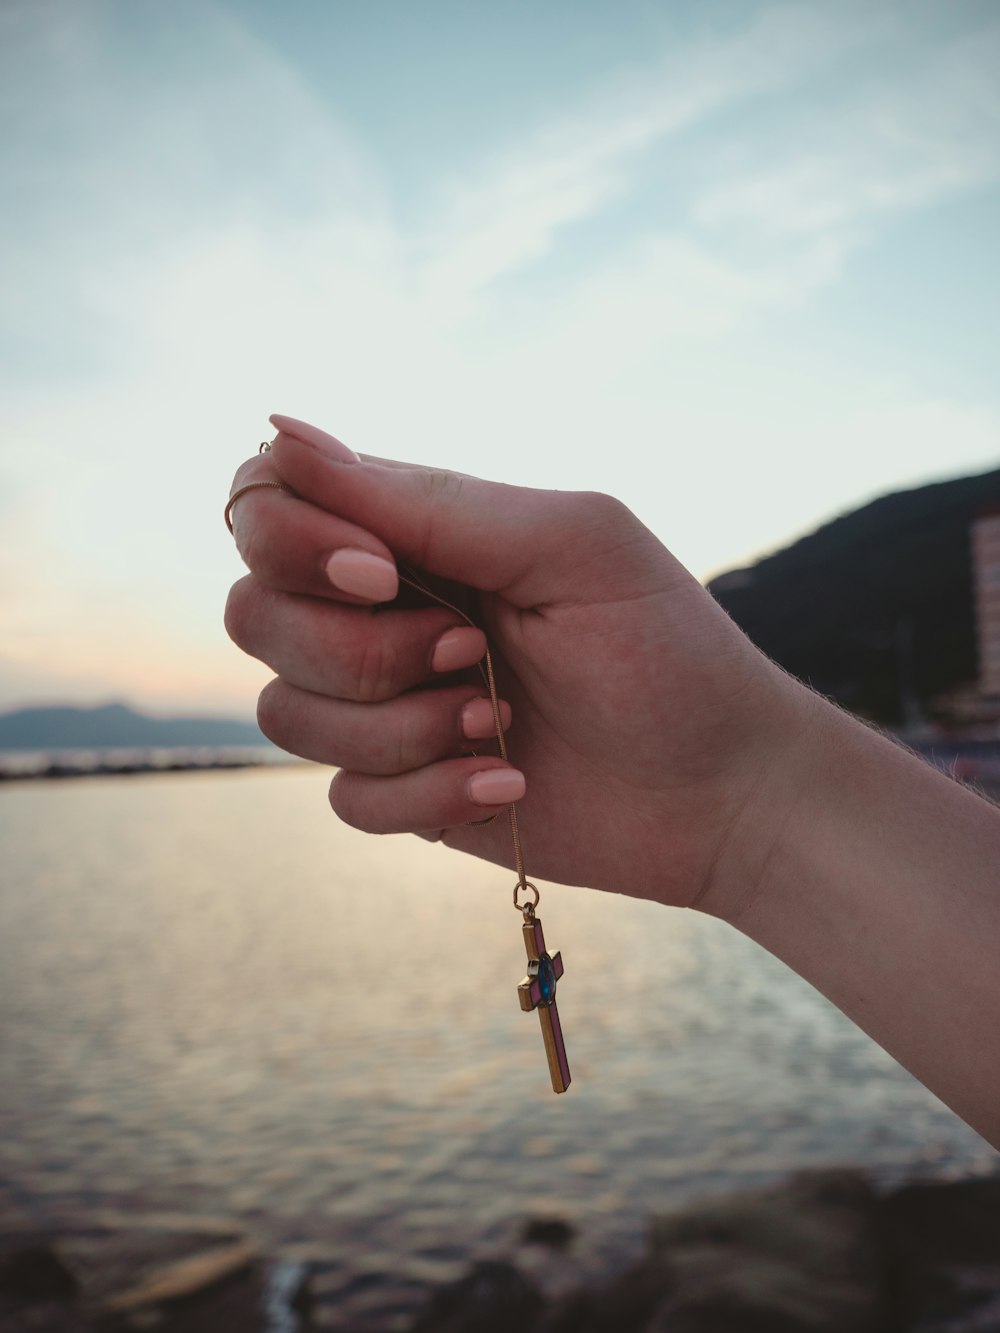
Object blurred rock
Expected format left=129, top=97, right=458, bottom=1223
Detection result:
left=409, top=1169, right=1000, bottom=1332
left=7, top=1171, right=1000, bottom=1332
left=101, top=1238, right=258, bottom=1317
left=520, top=1217, right=575, bottom=1250
left=644, top=1168, right=883, bottom=1332
left=542, top=1172, right=879, bottom=1332
left=0, top=1236, right=79, bottom=1301
left=880, top=1178, right=1000, bottom=1331
left=409, top=1259, right=544, bottom=1333
left=0, top=1233, right=86, bottom=1332
left=100, top=1257, right=312, bottom=1333
left=0, top=1223, right=312, bottom=1333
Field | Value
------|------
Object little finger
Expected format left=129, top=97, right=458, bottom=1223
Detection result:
left=330, top=757, right=526, bottom=834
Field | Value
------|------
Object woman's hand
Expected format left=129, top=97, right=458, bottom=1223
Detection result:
left=225, top=415, right=1000, bottom=1144
left=224, top=415, right=811, bottom=913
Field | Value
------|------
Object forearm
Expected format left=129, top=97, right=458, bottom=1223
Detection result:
left=705, top=685, right=1000, bottom=1149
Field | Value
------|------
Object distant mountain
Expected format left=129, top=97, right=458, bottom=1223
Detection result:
left=708, top=466, right=1000, bottom=724
left=0, top=702, right=268, bottom=751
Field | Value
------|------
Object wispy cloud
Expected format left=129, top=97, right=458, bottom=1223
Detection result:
left=403, top=1, right=1000, bottom=348
left=690, top=18, right=1000, bottom=279
left=412, top=2, right=892, bottom=308
left=0, top=1, right=997, bottom=710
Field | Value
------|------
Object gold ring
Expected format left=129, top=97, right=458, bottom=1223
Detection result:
left=224, top=480, right=295, bottom=534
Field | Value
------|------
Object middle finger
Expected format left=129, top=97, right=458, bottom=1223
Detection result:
left=225, top=576, right=487, bottom=702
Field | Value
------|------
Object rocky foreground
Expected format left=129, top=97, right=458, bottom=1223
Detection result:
left=2, top=1170, right=999, bottom=1331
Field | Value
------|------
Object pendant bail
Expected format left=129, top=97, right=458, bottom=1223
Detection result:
left=513, top=879, right=540, bottom=914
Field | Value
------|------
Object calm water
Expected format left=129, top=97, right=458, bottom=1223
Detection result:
left=1, top=768, right=995, bottom=1327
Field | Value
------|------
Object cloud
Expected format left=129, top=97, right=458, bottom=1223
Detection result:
left=0, top=0, right=387, bottom=382
left=691, top=16, right=1000, bottom=281
left=412, top=1, right=890, bottom=308
left=0, top=0, right=997, bottom=711
left=405, top=2, right=1000, bottom=343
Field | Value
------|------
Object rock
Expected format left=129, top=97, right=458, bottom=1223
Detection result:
left=408, top=1259, right=545, bottom=1333
left=101, top=1239, right=259, bottom=1316
left=520, top=1217, right=575, bottom=1250
left=0, top=1234, right=89, bottom=1332
left=654, top=1168, right=881, bottom=1331
left=880, top=1178, right=1000, bottom=1331
left=0, top=1301, right=93, bottom=1333
left=545, top=1170, right=884, bottom=1333
left=59, top=1227, right=248, bottom=1312
left=0, top=1225, right=312, bottom=1333
left=0, top=1237, right=79, bottom=1301
left=102, top=1260, right=312, bottom=1333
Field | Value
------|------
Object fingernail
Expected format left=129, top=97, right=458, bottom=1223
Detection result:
left=325, top=548, right=398, bottom=601
left=431, top=626, right=486, bottom=673
left=460, top=697, right=512, bottom=740
left=270, top=414, right=360, bottom=463
left=468, top=768, right=525, bottom=806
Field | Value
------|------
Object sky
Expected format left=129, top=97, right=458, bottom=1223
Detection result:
left=1, top=0, right=998, bottom=717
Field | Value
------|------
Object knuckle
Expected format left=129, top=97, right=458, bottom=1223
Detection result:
left=415, top=467, right=463, bottom=502
left=232, top=457, right=272, bottom=490
left=224, top=577, right=257, bottom=648
left=256, top=679, right=290, bottom=744
left=575, top=489, right=630, bottom=529
left=349, top=630, right=399, bottom=703
left=329, top=770, right=375, bottom=833
left=392, top=711, right=434, bottom=773
left=561, top=490, right=638, bottom=565
left=404, top=471, right=465, bottom=570
left=239, top=517, right=283, bottom=589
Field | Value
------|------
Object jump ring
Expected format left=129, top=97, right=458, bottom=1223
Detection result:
left=513, top=880, right=540, bottom=912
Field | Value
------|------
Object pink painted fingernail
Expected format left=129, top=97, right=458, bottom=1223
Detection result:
left=468, top=768, right=526, bottom=806
left=431, top=626, right=486, bottom=673
left=325, top=549, right=398, bottom=601
left=460, top=697, right=512, bottom=740
left=269, top=414, right=360, bottom=463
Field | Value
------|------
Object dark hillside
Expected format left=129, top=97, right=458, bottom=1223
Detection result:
left=708, top=467, right=1000, bottom=723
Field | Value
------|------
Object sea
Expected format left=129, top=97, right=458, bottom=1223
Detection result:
left=1, top=765, right=995, bottom=1328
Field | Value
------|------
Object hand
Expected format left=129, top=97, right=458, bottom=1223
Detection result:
left=225, top=417, right=1000, bottom=1144
left=224, top=415, right=813, bottom=911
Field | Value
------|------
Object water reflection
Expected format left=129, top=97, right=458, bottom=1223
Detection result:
left=0, top=768, right=993, bottom=1316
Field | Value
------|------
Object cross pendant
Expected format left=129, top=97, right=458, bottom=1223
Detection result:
left=517, top=913, right=571, bottom=1094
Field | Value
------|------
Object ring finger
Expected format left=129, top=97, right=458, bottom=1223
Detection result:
left=257, top=677, right=513, bottom=774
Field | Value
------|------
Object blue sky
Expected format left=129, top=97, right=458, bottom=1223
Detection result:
left=1, top=0, right=998, bottom=715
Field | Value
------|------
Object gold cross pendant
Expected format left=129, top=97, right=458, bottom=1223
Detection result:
left=517, top=913, right=571, bottom=1094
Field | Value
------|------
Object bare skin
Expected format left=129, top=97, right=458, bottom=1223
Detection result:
left=226, top=414, right=1000, bottom=1150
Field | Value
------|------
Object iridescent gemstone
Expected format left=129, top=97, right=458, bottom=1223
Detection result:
left=537, top=953, right=556, bottom=1005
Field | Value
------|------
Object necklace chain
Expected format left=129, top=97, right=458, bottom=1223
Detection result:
left=397, top=565, right=532, bottom=909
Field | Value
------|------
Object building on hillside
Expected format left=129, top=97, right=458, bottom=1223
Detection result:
left=973, top=509, right=1000, bottom=699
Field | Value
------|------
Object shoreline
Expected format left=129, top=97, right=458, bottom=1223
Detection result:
left=3, top=1164, right=999, bottom=1331
left=0, top=749, right=307, bottom=783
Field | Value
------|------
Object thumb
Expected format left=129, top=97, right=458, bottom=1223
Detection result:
left=268, top=415, right=636, bottom=607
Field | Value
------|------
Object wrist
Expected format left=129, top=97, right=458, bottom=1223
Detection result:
left=693, top=669, right=833, bottom=926
left=698, top=669, right=1000, bottom=1147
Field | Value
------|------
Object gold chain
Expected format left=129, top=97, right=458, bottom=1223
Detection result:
left=231, top=452, right=536, bottom=914
left=396, top=565, right=535, bottom=911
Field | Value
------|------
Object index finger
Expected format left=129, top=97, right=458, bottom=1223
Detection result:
left=226, top=450, right=400, bottom=605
